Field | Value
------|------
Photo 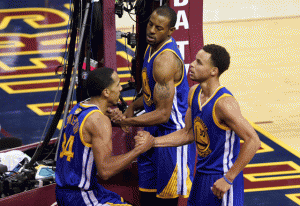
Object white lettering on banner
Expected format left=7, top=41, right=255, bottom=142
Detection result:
left=175, top=10, right=189, bottom=30
left=174, top=0, right=189, bottom=7
left=173, top=0, right=192, bottom=68
left=177, top=41, right=189, bottom=60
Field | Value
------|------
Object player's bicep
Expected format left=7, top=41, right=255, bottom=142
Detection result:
left=152, top=52, right=176, bottom=109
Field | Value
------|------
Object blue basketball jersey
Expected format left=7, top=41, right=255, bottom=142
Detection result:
left=141, top=37, right=189, bottom=130
left=55, top=102, right=133, bottom=205
left=55, top=102, right=102, bottom=190
left=138, top=37, right=196, bottom=199
left=190, top=85, right=241, bottom=174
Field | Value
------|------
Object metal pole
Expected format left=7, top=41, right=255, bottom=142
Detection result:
left=55, top=2, right=91, bottom=161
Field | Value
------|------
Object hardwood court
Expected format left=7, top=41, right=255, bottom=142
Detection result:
left=203, top=15, right=300, bottom=152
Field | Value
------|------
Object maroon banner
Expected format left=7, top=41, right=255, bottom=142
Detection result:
left=103, top=0, right=117, bottom=70
left=170, top=0, right=204, bottom=86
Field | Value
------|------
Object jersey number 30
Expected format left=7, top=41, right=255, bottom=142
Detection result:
left=60, top=133, right=75, bottom=161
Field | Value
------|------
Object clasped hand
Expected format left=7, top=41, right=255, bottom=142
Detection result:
left=107, top=107, right=129, bottom=132
left=134, top=131, right=154, bottom=153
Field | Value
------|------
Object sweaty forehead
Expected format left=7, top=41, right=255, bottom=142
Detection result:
left=150, top=12, right=170, bottom=27
left=198, top=50, right=212, bottom=62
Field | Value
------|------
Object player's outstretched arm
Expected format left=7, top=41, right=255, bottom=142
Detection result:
left=154, top=107, right=193, bottom=147
left=120, top=51, right=178, bottom=127
left=85, top=112, right=154, bottom=180
left=153, top=84, right=198, bottom=147
left=123, top=96, right=145, bottom=118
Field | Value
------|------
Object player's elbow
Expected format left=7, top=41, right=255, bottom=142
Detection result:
left=97, top=168, right=113, bottom=181
left=254, top=138, right=261, bottom=152
left=185, top=128, right=195, bottom=144
left=161, top=116, right=170, bottom=124
left=98, top=171, right=111, bottom=181
left=249, top=134, right=261, bottom=153
left=187, top=136, right=194, bottom=144
left=158, top=109, right=171, bottom=124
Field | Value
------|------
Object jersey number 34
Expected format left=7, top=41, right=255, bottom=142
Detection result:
left=60, top=133, right=75, bottom=161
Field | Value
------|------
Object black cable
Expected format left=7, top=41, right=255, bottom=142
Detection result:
left=124, top=0, right=149, bottom=23
left=25, top=0, right=81, bottom=169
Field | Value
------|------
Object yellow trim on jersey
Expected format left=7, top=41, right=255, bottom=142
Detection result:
left=156, top=164, right=192, bottom=199
left=105, top=203, right=132, bottom=206
left=144, top=45, right=150, bottom=59
left=105, top=197, right=132, bottom=206
left=147, top=38, right=172, bottom=63
left=198, top=86, right=224, bottom=111
left=188, top=84, right=200, bottom=108
left=139, top=188, right=157, bottom=193
left=212, top=93, right=233, bottom=130
left=79, top=108, right=103, bottom=147
left=157, top=164, right=178, bottom=198
left=79, top=102, right=105, bottom=110
left=184, top=166, right=193, bottom=198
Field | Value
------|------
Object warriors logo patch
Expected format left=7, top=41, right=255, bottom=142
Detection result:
left=141, top=67, right=153, bottom=106
left=194, top=116, right=212, bottom=157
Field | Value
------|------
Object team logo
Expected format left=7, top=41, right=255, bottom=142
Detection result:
left=74, top=107, right=82, bottom=115
left=194, top=116, right=212, bottom=157
left=141, top=67, right=153, bottom=106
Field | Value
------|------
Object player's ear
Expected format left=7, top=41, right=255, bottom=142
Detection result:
left=211, top=67, right=219, bottom=76
left=168, top=26, right=175, bottom=36
left=102, top=88, right=110, bottom=98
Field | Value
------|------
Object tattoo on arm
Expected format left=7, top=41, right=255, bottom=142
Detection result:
left=155, top=80, right=171, bottom=100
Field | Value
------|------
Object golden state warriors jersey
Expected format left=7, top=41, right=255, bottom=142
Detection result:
left=190, top=85, right=241, bottom=174
left=55, top=102, right=102, bottom=190
left=142, top=37, right=189, bottom=130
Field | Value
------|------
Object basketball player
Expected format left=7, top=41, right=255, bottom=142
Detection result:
left=55, top=67, right=154, bottom=206
left=152, top=44, right=261, bottom=205
left=112, top=5, right=196, bottom=206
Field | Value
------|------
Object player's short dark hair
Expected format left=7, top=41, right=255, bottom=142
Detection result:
left=86, top=67, right=114, bottom=97
left=154, top=5, right=177, bottom=28
left=203, top=44, right=230, bottom=76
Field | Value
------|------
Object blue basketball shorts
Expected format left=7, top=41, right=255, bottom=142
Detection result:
left=138, top=126, right=196, bottom=199
left=187, top=172, right=244, bottom=206
left=55, top=184, right=132, bottom=206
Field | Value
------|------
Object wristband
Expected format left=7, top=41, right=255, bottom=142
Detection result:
left=223, top=175, right=233, bottom=185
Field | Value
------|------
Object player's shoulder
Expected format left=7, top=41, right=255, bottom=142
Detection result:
left=85, top=110, right=110, bottom=127
left=215, top=93, right=239, bottom=115
left=153, top=52, right=179, bottom=81
left=188, top=84, right=200, bottom=107
left=154, top=48, right=181, bottom=69
left=155, top=49, right=177, bottom=62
